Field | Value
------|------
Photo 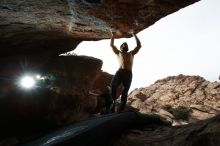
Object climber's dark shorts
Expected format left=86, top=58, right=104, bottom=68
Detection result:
left=110, top=69, right=132, bottom=103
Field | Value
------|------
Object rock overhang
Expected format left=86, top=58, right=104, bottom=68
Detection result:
left=0, top=0, right=200, bottom=57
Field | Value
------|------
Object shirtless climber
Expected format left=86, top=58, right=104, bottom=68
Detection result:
left=106, top=31, right=142, bottom=113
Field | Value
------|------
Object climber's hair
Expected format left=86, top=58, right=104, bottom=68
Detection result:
left=120, top=42, right=128, bottom=52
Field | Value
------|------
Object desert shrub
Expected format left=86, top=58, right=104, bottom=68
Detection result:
left=166, top=106, right=191, bottom=121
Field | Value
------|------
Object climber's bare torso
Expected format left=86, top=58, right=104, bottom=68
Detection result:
left=117, top=51, right=134, bottom=70
left=110, top=32, right=141, bottom=71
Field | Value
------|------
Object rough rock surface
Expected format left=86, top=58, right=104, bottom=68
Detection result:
left=92, top=71, right=113, bottom=93
left=0, top=0, right=199, bottom=56
left=0, top=55, right=108, bottom=135
left=114, top=114, right=220, bottom=146
left=128, top=74, right=220, bottom=125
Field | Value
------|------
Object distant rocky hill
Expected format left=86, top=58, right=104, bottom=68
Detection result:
left=128, top=74, right=220, bottom=125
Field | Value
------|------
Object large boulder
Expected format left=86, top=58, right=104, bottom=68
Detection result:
left=0, top=0, right=199, bottom=56
left=0, top=55, right=107, bottom=135
left=114, top=113, right=220, bottom=146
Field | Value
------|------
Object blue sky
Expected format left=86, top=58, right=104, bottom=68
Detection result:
left=73, top=0, right=220, bottom=91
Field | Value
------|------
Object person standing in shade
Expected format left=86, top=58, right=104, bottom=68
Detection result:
left=106, top=31, right=142, bottom=113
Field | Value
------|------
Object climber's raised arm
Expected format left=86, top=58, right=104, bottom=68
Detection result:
left=110, top=32, right=119, bottom=54
left=131, top=32, right=142, bottom=55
